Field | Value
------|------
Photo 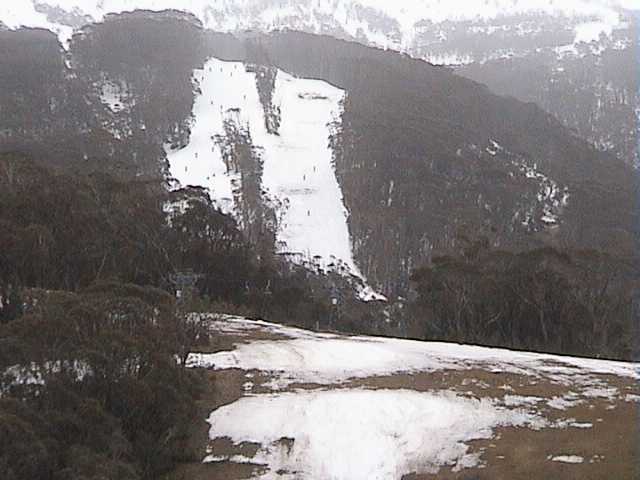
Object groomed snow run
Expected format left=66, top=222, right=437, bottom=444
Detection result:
left=205, top=389, right=539, bottom=479
left=167, top=58, right=385, bottom=301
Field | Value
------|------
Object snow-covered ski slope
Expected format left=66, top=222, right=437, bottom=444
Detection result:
left=167, top=58, right=384, bottom=301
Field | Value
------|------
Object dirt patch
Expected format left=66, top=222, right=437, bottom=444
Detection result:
left=344, top=369, right=567, bottom=397
left=209, top=436, right=262, bottom=459
left=163, top=460, right=267, bottom=480
left=194, top=330, right=293, bottom=354
left=402, top=395, right=640, bottom=480
left=168, top=319, right=640, bottom=479
left=164, top=367, right=273, bottom=480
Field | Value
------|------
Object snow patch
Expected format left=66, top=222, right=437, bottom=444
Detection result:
left=99, top=80, right=130, bottom=113
left=187, top=316, right=640, bottom=389
left=547, top=394, right=584, bottom=410
left=206, top=388, right=541, bottom=479
left=581, top=386, right=619, bottom=400
left=549, top=454, right=584, bottom=464
left=502, top=395, right=542, bottom=408
left=0, top=1, right=73, bottom=45
left=2, top=1, right=633, bottom=55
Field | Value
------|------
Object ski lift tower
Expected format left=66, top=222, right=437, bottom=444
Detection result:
left=169, top=269, right=203, bottom=305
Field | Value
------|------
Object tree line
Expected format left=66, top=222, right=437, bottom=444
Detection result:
left=0, top=152, right=348, bottom=479
left=1, top=283, right=203, bottom=480
left=408, top=235, right=638, bottom=360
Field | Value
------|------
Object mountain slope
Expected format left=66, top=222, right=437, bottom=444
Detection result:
left=1, top=14, right=636, bottom=298
left=457, top=21, right=639, bottom=166
left=220, top=31, right=637, bottom=293
left=7, top=1, right=635, bottom=169
left=4, top=0, right=636, bottom=54
left=3, top=2, right=637, bottom=175
left=166, top=57, right=384, bottom=300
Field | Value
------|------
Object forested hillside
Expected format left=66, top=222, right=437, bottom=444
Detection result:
left=0, top=12, right=638, bottom=371
left=0, top=153, right=371, bottom=479
left=212, top=31, right=638, bottom=294
left=1, top=6, right=639, bottom=479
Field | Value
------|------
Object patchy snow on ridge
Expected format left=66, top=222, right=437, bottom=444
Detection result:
left=205, top=389, right=540, bottom=479
left=189, top=315, right=639, bottom=478
left=99, top=80, right=131, bottom=114
left=187, top=315, right=640, bottom=388
left=5, top=0, right=636, bottom=53
left=166, top=58, right=384, bottom=300
left=485, top=139, right=570, bottom=227
left=0, top=1, right=73, bottom=43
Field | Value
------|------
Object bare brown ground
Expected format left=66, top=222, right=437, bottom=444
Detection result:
left=195, top=328, right=293, bottom=354
left=166, top=323, right=640, bottom=480
left=162, top=367, right=270, bottom=480
left=403, top=399, right=640, bottom=480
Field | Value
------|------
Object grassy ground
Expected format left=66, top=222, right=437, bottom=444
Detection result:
left=165, top=321, right=640, bottom=479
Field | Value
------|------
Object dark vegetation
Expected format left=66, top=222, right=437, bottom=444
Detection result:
left=0, top=153, right=340, bottom=328
left=1, top=283, right=200, bottom=480
left=0, top=11, right=208, bottom=180
left=210, top=31, right=638, bottom=295
left=0, top=12, right=639, bottom=477
left=408, top=235, right=638, bottom=360
left=0, top=153, right=347, bottom=479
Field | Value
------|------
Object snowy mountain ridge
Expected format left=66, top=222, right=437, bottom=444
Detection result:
left=3, top=0, right=637, bottom=61
left=3, top=10, right=635, bottom=302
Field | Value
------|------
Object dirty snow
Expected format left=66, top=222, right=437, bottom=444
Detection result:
left=502, top=395, right=543, bottom=407
left=187, top=316, right=640, bottom=389
left=189, top=315, right=639, bottom=478
left=547, top=394, right=584, bottom=410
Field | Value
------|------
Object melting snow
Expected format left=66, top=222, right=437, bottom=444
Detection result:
left=547, top=394, right=584, bottom=410
left=205, top=388, right=541, bottom=479
left=189, top=315, right=638, bottom=478
left=502, top=395, right=543, bottom=407
left=580, top=386, right=619, bottom=400
left=549, top=455, right=584, bottom=464
left=187, top=316, right=640, bottom=388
